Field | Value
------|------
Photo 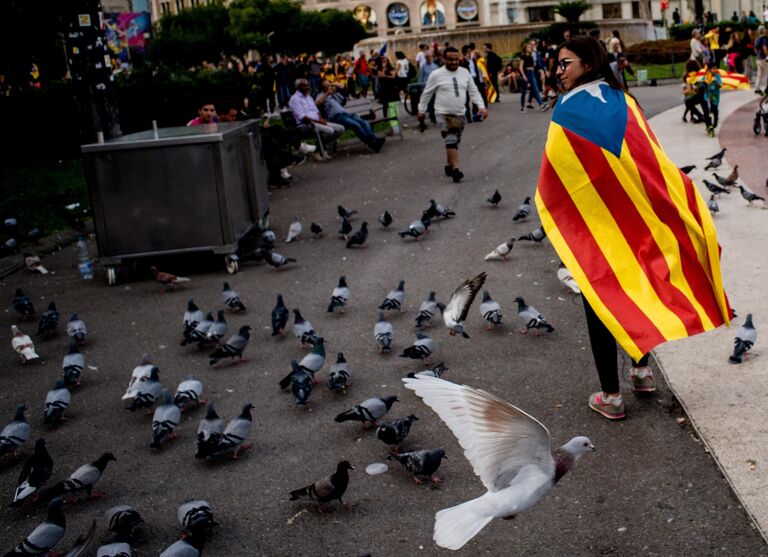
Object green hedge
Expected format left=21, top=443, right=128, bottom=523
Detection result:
left=669, top=20, right=754, bottom=41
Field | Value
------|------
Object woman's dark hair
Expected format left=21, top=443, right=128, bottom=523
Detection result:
left=558, top=36, right=626, bottom=91
left=684, top=58, right=701, bottom=74
left=395, top=51, right=406, bottom=60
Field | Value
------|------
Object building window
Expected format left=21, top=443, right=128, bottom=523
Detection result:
left=175, top=0, right=184, bottom=12
left=386, top=3, right=410, bottom=27
left=160, top=1, right=171, bottom=14
left=527, top=6, right=554, bottom=21
left=632, top=0, right=640, bottom=17
left=507, top=6, right=518, bottom=21
left=602, top=2, right=622, bottom=17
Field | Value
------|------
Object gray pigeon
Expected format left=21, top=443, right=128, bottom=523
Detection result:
left=178, top=500, right=216, bottom=534
left=443, top=273, right=487, bottom=338
left=42, top=453, right=116, bottom=501
left=150, top=389, right=181, bottom=449
left=479, top=291, right=503, bottom=329
left=400, top=333, right=436, bottom=362
left=379, top=280, right=405, bottom=312
left=221, top=282, right=246, bottom=312
left=328, top=353, right=351, bottom=392
left=328, top=276, right=350, bottom=313
left=44, top=380, right=71, bottom=425
left=415, top=292, right=445, bottom=329
left=181, top=312, right=213, bottom=347
left=125, top=367, right=163, bottom=412
left=484, top=238, right=515, bottom=261
left=378, top=210, right=393, bottom=229
left=195, top=403, right=223, bottom=459
left=518, top=226, right=547, bottom=243
left=704, top=147, right=726, bottom=170
left=338, top=205, right=358, bottom=220
left=346, top=222, right=368, bottom=248
left=424, top=199, right=455, bottom=220
left=206, top=403, right=253, bottom=459
left=512, top=196, right=531, bottom=221
left=209, top=326, right=252, bottom=366
left=708, top=194, right=719, bottom=215
left=703, top=178, right=730, bottom=196
left=292, top=308, right=319, bottom=348
left=296, top=338, right=326, bottom=383
left=338, top=217, right=352, bottom=239
left=289, top=460, right=354, bottom=508
left=97, top=542, right=133, bottom=557
left=406, top=362, right=449, bottom=379
left=36, top=301, right=60, bottom=337
left=261, top=249, right=296, bottom=269
left=514, top=297, right=554, bottom=333
left=182, top=300, right=204, bottom=343
left=285, top=216, right=302, bottom=243
left=61, top=344, right=85, bottom=387
left=202, top=310, right=228, bottom=347
left=158, top=531, right=205, bottom=557
left=66, top=313, right=87, bottom=345
left=103, top=504, right=144, bottom=544
left=374, top=312, right=394, bottom=353
left=5, top=497, right=65, bottom=555
left=738, top=185, right=765, bottom=205
left=377, top=415, right=418, bottom=445
left=271, top=295, right=289, bottom=336
left=10, top=438, right=53, bottom=508
left=289, top=361, right=313, bottom=407
left=729, top=313, right=757, bottom=364
left=403, top=376, right=595, bottom=550
left=399, top=217, right=431, bottom=240
left=0, top=405, right=30, bottom=458
left=174, top=376, right=204, bottom=411
left=12, top=288, right=35, bottom=320
left=334, top=396, right=398, bottom=427
left=126, top=353, right=153, bottom=395
left=388, top=448, right=446, bottom=483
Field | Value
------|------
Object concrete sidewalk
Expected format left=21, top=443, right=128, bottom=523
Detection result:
left=650, top=90, right=768, bottom=540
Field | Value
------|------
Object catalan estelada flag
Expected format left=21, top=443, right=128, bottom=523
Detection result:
left=476, top=57, right=498, bottom=104
left=692, top=68, right=750, bottom=90
left=534, top=80, right=731, bottom=361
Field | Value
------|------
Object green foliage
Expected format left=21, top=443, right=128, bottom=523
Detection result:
left=669, top=20, right=753, bottom=41
left=553, top=1, right=592, bottom=23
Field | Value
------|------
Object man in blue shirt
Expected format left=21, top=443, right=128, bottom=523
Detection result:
left=316, top=80, right=385, bottom=152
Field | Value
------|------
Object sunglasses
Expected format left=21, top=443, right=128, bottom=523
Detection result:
left=558, top=58, right=577, bottom=71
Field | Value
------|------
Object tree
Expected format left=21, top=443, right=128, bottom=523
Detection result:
left=553, top=1, right=593, bottom=23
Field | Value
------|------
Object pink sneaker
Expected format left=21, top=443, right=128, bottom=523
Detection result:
left=589, top=392, right=626, bottom=420
left=630, top=367, right=656, bottom=393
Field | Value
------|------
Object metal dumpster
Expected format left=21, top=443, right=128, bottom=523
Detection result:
left=81, top=121, right=268, bottom=285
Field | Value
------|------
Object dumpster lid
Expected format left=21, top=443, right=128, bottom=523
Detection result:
left=81, top=120, right=256, bottom=153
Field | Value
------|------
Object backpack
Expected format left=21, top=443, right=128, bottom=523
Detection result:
left=407, top=61, right=416, bottom=80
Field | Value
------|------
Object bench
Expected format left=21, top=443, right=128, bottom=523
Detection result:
left=279, top=109, right=329, bottom=159
left=343, top=97, right=404, bottom=142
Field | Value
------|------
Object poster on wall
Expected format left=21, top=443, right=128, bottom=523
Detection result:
left=354, top=4, right=378, bottom=30
left=456, top=0, right=479, bottom=21
left=104, top=12, right=151, bottom=63
left=421, top=0, right=446, bottom=26
left=387, top=3, right=410, bottom=27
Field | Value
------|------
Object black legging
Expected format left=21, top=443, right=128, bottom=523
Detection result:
left=583, top=296, right=649, bottom=394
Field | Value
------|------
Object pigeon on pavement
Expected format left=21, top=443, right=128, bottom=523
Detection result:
left=125, top=367, right=163, bottom=412
left=289, top=461, right=355, bottom=508
left=271, top=295, right=289, bottom=336
left=221, top=282, right=246, bottom=313
left=378, top=210, right=393, bottom=229
left=124, top=354, right=153, bottom=396
left=679, top=164, right=696, bottom=174
left=61, top=344, right=85, bottom=387
left=338, top=205, right=358, bottom=220
left=338, top=217, right=353, bottom=240
left=150, top=390, right=181, bottom=450
left=278, top=338, right=327, bottom=388
left=0, top=405, right=30, bottom=459
left=4, top=497, right=66, bottom=556
left=479, top=291, right=503, bottom=330
left=42, top=453, right=116, bottom=501
left=486, top=190, right=502, bottom=207
left=103, top=504, right=144, bottom=543
left=182, top=300, right=204, bottom=342
left=518, top=226, right=546, bottom=243
left=388, top=448, right=446, bottom=484
left=400, top=333, right=436, bottom=362
left=328, top=353, right=351, bottom=392
left=729, top=313, right=757, bottom=364
left=703, top=179, right=730, bottom=196
left=514, top=297, right=555, bottom=334
left=178, top=500, right=216, bottom=534
left=195, top=403, right=223, bottom=460
left=66, top=313, right=87, bottom=345
left=24, top=254, right=49, bottom=274
left=158, top=531, right=206, bottom=557
left=293, top=308, right=319, bottom=348
left=328, top=276, right=350, bottom=313
left=9, top=438, right=53, bottom=508
left=209, top=325, right=252, bottom=366
left=708, top=194, right=719, bottom=216
left=289, top=361, right=313, bottom=407
left=37, top=302, right=60, bottom=337
left=44, top=380, right=71, bottom=425
left=724, top=165, right=739, bottom=184
left=346, top=222, right=368, bottom=248
left=424, top=199, right=456, bottom=220
left=399, top=216, right=431, bottom=240
left=403, top=376, right=595, bottom=550
left=704, top=147, right=726, bottom=170
left=374, top=312, right=394, bottom=353
left=206, top=403, right=253, bottom=459
left=11, top=325, right=40, bottom=364
left=260, top=249, right=296, bottom=270
left=174, top=376, right=204, bottom=411
left=97, top=541, right=134, bottom=557
left=484, top=239, right=515, bottom=261
left=12, top=288, right=35, bottom=320
left=201, top=310, right=228, bottom=348
left=406, top=363, right=449, bottom=379
left=285, top=216, right=303, bottom=243
left=738, top=185, right=765, bottom=205
left=335, top=396, right=398, bottom=427
left=310, top=222, right=324, bottom=237
left=415, top=291, right=445, bottom=329
left=150, top=266, right=190, bottom=289
left=181, top=312, right=213, bottom=347
left=443, top=272, right=487, bottom=338
left=713, top=171, right=737, bottom=187
left=379, top=280, right=405, bottom=312
left=377, top=415, right=418, bottom=445
left=512, top=196, right=531, bottom=221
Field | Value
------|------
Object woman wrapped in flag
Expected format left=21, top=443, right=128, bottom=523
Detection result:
left=535, top=36, right=731, bottom=420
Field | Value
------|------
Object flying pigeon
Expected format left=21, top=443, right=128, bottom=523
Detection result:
left=708, top=194, right=719, bottom=216
left=44, top=380, right=71, bottom=425
left=512, top=196, right=531, bottom=221
left=338, top=217, right=353, bottom=240
left=158, top=531, right=206, bottom=557
left=424, top=199, right=456, bottom=220
left=479, top=291, right=503, bottom=329
left=374, top=312, right=394, bottom=353
left=703, top=179, right=730, bottom=197
left=406, top=362, right=449, bottom=379
left=484, top=238, right=515, bottom=261
left=556, top=263, right=581, bottom=295
left=518, top=226, right=546, bottom=243
left=388, top=448, right=446, bottom=484
left=486, top=189, right=502, bottom=207
left=221, top=283, right=246, bottom=313
left=400, top=333, right=436, bottom=362
left=24, top=253, right=49, bottom=274
left=399, top=216, right=431, bottom=240
left=378, top=210, right=393, bottom=229
left=182, top=312, right=214, bottom=348
left=125, top=367, right=163, bottom=412
left=182, top=299, right=204, bottom=341
left=678, top=164, right=696, bottom=174
left=5, top=498, right=66, bottom=555
left=205, top=403, right=253, bottom=459
left=738, top=185, right=765, bottom=205
left=260, top=249, right=296, bottom=270
left=289, top=460, right=355, bottom=509
left=310, top=222, right=324, bottom=237
left=293, top=308, right=319, bottom=348
left=61, top=343, right=85, bottom=386
left=328, top=276, right=350, bottom=313
left=729, top=313, right=756, bottom=364
left=704, top=147, right=726, bottom=170
left=328, top=352, right=351, bottom=392
left=124, top=354, right=153, bottom=397
left=334, top=395, right=398, bottom=427
left=514, top=297, right=555, bottom=334
left=209, top=325, right=252, bottom=366
left=271, top=294, right=289, bottom=336
left=9, top=438, right=53, bottom=508
left=195, top=403, right=223, bottom=460
left=289, top=361, right=313, bottom=407
left=377, top=414, right=418, bottom=445
left=173, top=376, right=204, bottom=411
left=285, top=216, right=302, bottom=243
left=415, top=291, right=445, bottom=329
left=150, top=389, right=181, bottom=449
left=103, top=505, right=144, bottom=543
left=12, top=288, right=35, bottom=319
left=66, top=313, right=87, bottom=345
left=150, top=266, right=191, bottom=289
left=11, top=325, right=40, bottom=363
left=379, top=280, right=406, bottom=312
left=42, top=452, right=116, bottom=501
left=403, top=376, right=595, bottom=550
left=0, top=405, right=30, bottom=459
left=37, top=302, right=60, bottom=337
left=337, top=205, right=358, bottom=220
left=178, top=500, right=216, bottom=534
left=443, top=273, right=487, bottom=338
left=346, top=222, right=368, bottom=248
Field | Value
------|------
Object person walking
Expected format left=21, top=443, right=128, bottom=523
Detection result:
left=417, top=47, right=487, bottom=183
left=755, top=26, right=768, bottom=94
left=537, top=36, right=730, bottom=420
left=519, top=42, right=547, bottom=112
left=354, top=51, right=372, bottom=98
left=699, top=60, right=723, bottom=136
left=483, top=43, right=503, bottom=103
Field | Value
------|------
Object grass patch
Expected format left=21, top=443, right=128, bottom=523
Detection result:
left=627, top=63, right=685, bottom=82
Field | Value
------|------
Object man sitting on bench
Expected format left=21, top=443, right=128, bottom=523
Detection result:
left=316, top=80, right=386, bottom=152
left=288, top=78, right=344, bottom=157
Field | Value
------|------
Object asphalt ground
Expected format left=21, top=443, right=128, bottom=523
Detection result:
left=0, top=85, right=766, bottom=556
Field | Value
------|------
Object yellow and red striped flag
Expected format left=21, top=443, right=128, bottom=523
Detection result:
left=535, top=80, right=731, bottom=361
left=692, top=68, right=750, bottom=90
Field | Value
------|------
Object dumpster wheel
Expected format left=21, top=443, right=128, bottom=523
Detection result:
left=225, top=255, right=239, bottom=274
left=106, top=266, right=117, bottom=286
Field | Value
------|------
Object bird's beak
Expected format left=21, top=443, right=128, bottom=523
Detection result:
left=349, top=465, right=356, bottom=471
left=590, top=445, right=597, bottom=452
left=443, top=455, right=448, bottom=460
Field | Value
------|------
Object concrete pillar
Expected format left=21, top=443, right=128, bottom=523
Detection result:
left=621, top=1, right=634, bottom=18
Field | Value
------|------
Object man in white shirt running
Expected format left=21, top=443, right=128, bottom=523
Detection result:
left=417, top=47, right=488, bottom=183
